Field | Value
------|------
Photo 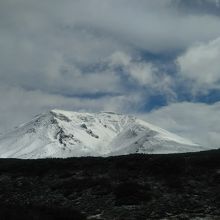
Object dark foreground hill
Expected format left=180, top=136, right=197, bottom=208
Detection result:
left=0, top=150, right=220, bottom=220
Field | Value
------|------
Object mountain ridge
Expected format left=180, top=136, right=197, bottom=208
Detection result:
left=0, top=109, right=203, bottom=158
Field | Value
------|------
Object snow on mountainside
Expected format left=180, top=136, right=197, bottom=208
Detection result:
left=0, top=109, right=204, bottom=159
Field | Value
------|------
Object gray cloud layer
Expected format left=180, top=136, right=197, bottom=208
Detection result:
left=0, top=0, right=220, bottom=148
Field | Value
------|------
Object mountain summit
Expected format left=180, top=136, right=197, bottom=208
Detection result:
left=0, top=109, right=203, bottom=158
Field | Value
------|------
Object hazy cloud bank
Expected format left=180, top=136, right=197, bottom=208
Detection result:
left=0, top=0, right=220, bottom=148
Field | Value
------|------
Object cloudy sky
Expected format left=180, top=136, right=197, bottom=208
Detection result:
left=1, top=0, right=220, bottom=148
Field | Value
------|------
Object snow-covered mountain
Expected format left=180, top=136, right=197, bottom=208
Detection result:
left=0, top=109, right=204, bottom=159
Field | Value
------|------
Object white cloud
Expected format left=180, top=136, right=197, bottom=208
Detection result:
left=110, top=51, right=132, bottom=67
left=110, top=51, right=156, bottom=86
left=109, top=51, right=176, bottom=101
left=128, top=62, right=156, bottom=86
left=177, top=37, right=220, bottom=94
left=142, top=101, right=220, bottom=148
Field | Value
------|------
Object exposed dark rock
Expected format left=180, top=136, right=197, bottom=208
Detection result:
left=80, top=124, right=99, bottom=138
left=27, top=128, right=36, bottom=133
left=86, top=129, right=99, bottom=139
left=55, top=127, right=74, bottom=147
left=81, top=124, right=87, bottom=129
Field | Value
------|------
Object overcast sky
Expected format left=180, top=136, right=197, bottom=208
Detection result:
left=1, top=0, right=220, bottom=148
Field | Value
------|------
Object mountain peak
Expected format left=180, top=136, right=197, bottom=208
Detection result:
left=0, top=110, right=204, bottom=159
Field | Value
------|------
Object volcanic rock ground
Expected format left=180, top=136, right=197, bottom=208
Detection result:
left=0, top=149, right=220, bottom=219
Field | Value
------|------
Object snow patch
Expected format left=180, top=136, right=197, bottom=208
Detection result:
left=0, top=110, right=204, bottom=158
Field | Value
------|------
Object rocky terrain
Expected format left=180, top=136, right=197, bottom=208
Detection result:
left=0, top=149, right=220, bottom=219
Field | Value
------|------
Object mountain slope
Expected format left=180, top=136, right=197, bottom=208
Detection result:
left=0, top=109, right=203, bottom=158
